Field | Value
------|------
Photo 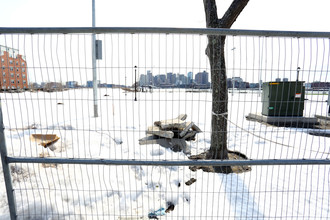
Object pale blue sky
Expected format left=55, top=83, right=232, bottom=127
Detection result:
left=1, top=0, right=330, bottom=84
left=1, top=0, right=330, bottom=31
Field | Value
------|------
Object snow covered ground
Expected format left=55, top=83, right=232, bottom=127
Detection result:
left=0, top=88, right=329, bottom=219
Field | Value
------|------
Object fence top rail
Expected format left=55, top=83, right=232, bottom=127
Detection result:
left=0, top=27, right=330, bottom=38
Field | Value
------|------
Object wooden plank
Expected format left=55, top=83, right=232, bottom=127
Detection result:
left=138, top=135, right=160, bottom=145
left=179, top=122, right=194, bottom=137
left=154, top=114, right=187, bottom=129
left=182, top=131, right=197, bottom=140
left=315, top=114, right=330, bottom=121
left=146, top=126, right=174, bottom=138
left=154, top=119, right=186, bottom=130
left=191, top=124, right=202, bottom=132
left=177, top=114, right=187, bottom=121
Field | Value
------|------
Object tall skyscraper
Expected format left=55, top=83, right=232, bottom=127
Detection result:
left=147, top=70, right=153, bottom=85
left=187, top=72, right=193, bottom=84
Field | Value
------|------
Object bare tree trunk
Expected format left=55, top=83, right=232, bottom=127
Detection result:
left=206, top=35, right=228, bottom=159
left=206, top=35, right=231, bottom=173
left=203, top=0, right=249, bottom=167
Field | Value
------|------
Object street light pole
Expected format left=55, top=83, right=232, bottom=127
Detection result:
left=231, top=47, right=236, bottom=96
left=134, top=66, right=137, bottom=101
left=92, top=0, right=98, bottom=117
left=328, top=88, right=330, bottom=116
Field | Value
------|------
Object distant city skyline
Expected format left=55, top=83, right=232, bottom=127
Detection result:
left=28, top=78, right=330, bottom=92
left=139, top=70, right=210, bottom=88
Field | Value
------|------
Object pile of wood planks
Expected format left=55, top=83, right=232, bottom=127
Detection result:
left=139, top=114, right=202, bottom=154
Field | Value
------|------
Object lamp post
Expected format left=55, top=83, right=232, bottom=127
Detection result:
left=231, top=47, right=236, bottom=96
left=328, top=88, right=330, bottom=116
left=134, top=66, right=137, bottom=101
left=92, top=0, right=98, bottom=117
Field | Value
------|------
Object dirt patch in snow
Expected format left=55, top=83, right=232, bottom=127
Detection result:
left=188, top=151, right=251, bottom=174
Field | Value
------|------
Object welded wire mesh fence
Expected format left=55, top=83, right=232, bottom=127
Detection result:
left=0, top=28, right=329, bottom=219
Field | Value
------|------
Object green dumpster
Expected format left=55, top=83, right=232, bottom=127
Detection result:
left=262, top=81, right=305, bottom=116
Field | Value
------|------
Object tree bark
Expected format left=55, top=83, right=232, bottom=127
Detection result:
left=203, top=0, right=249, bottom=166
left=207, top=36, right=228, bottom=159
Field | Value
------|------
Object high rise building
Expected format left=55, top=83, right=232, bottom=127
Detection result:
left=195, top=71, right=209, bottom=85
left=0, top=45, right=28, bottom=89
left=187, top=72, right=193, bottom=84
left=166, top=72, right=177, bottom=85
left=147, top=70, right=153, bottom=85
left=139, top=74, right=147, bottom=86
left=178, top=74, right=188, bottom=85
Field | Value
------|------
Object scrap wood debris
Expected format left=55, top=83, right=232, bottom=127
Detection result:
left=139, top=114, right=202, bottom=154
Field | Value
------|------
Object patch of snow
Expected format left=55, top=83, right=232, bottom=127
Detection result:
left=0, top=89, right=328, bottom=219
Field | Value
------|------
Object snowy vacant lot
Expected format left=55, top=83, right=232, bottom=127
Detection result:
left=0, top=88, right=329, bottom=219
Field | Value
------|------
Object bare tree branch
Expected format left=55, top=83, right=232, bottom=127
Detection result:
left=204, top=0, right=249, bottom=28
left=219, top=0, right=250, bottom=28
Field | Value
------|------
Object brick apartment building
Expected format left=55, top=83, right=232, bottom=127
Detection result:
left=0, top=45, right=28, bottom=90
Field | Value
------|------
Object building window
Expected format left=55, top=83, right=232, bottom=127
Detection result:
left=11, top=80, right=14, bottom=84
left=2, top=66, right=4, bottom=70
left=16, top=68, right=19, bottom=72
left=17, top=80, right=19, bottom=84
left=16, top=61, right=18, bottom=65
left=22, top=74, right=26, bottom=78
left=9, top=60, right=13, bottom=64
left=1, top=59, right=4, bottom=62
left=22, top=62, right=25, bottom=66
left=10, top=67, right=13, bottom=71
left=2, top=72, right=5, bottom=76
left=3, top=79, right=6, bottom=83
left=11, top=73, right=14, bottom=77
left=23, top=80, right=26, bottom=84
left=16, top=74, right=20, bottom=78
left=22, top=68, right=25, bottom=72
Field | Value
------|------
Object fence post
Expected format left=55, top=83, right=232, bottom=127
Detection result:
left=0, top=99, right=17, bottom=219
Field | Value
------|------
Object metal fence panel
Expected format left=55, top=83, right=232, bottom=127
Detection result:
left=0, top=28, right=329, bottom=219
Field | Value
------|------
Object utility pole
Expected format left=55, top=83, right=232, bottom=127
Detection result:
left=92, top=0, right=98, bottom=117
